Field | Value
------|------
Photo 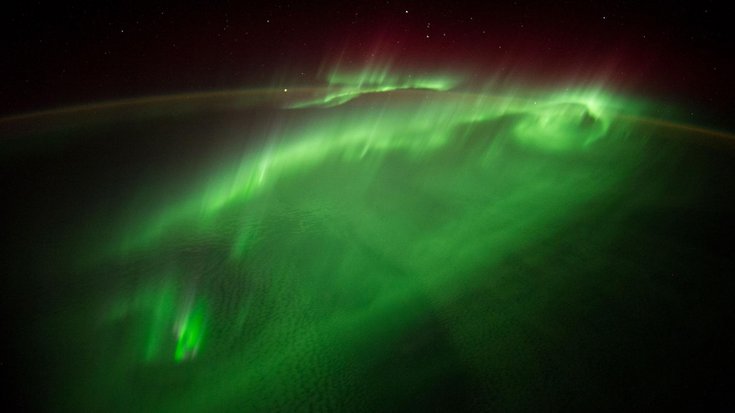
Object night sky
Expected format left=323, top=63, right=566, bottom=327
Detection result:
left=3, top=1, right=733, bottom=126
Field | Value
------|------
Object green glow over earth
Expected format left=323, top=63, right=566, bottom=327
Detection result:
left=5, top=69, right=735, bottom=411
left=116, top=85, right=642, bottom=255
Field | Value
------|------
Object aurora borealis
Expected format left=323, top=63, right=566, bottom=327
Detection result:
left=3, top=2, right=735, bottom=412
left=4, top=73, right=734, bottom=410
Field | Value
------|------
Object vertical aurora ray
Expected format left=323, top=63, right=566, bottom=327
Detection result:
left=289, top=63, right=460, bottom=107
left=174, top=298, right=206, bottom=362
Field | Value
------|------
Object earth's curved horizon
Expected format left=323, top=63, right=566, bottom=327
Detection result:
left=3, top=87, right=733, bottom=141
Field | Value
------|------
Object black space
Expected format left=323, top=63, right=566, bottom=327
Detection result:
left=2, top=1, right=733, bottom=126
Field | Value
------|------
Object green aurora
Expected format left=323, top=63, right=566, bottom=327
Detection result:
left=5, top=69, right=735, bottom=411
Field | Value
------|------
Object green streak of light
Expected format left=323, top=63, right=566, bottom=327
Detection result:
left=291, top=65, right=460, bottom=107
left=175, top=299, right=207, bottom=362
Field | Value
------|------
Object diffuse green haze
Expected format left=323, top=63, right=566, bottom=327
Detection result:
left=57, top=71, right=662, bottom=410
